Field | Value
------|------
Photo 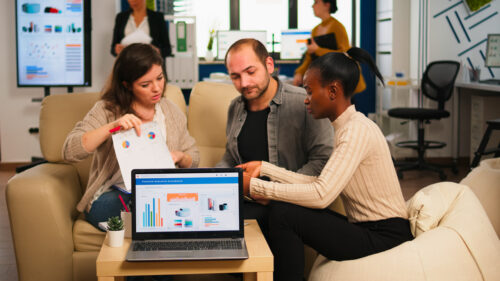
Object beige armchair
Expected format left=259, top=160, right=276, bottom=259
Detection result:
left=6, top=84, right=191, bottom=281
left=308, top=159, right=500, bottom=281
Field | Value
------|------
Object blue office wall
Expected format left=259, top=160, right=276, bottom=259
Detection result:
left=352, top=0, right=376, bottom=116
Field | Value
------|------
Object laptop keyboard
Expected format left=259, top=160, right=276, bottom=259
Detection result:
left=133, top=240, right=242, bottom=251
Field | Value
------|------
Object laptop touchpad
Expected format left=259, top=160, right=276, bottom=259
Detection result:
left=162, top=251, right=194, bottom=257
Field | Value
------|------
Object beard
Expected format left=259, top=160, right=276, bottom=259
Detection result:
left=241, top=75, right=270, bottom=101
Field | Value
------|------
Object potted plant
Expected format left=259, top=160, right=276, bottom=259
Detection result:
left=107, top=216, right=125, bottom=247
left=206, top=29, right=215, bottom=62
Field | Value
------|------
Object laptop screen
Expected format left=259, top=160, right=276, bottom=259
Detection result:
left=131, top=168, right=243, bottom=240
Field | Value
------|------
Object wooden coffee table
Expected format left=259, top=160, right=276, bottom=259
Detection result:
left=96, top=219, right=273, bottom=281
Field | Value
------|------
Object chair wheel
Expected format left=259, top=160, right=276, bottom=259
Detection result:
left=397, top=171, right=403, bottom=180
left=439, top=173, right=447, bottom=181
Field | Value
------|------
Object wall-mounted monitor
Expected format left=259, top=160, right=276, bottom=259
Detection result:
left=485, top=34, right=500, bottom=68
left=216, top=30, right=267, bottom=60
left=280, top=30, right=311, bottom=60
left=15, top=0, right=91, bottom=87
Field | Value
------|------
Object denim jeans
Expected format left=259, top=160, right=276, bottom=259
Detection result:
left=85, top=188, right=131, bottom=231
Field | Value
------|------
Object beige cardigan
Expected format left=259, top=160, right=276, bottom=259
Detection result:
left=63, top=98, right=199, bottom=212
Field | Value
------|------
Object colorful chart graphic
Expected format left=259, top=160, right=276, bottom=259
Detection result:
left=173, top=219, right=182, bottom=228
left=54, top=25, right=62, bottom=33
left=65, top=44, right=82, bottom=72
left=27, top=42, right=58, bottom=59
left=66, top=0, right=82, bottom=12
left=143, top=197, right=164, bottom=228
left=22, top=3, right=40, bottom=13
left=67, top=23, right=82, bottom=33
left=204, top=216, right=220, bottom=227
left=148, top=132, right=155, bottom=139
left=44, top=25, right=52, bottom=33
left=122, top=140, right=130, bottom=148
left=26, top=65, right=48, bottom=80
left=22, top=22, right=39, bottom=33
left=44, top=7, right=61, bottom=13
left=174, top=208, right=190, bottom=217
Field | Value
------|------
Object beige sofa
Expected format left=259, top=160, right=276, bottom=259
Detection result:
left=7, top=81, right=500, bottom=281
left=6, top=82, right=240, bottom=281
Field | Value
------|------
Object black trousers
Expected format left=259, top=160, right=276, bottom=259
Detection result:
left=243, top=200, right=271, bottom=240
left=268, top=202, right=413, bottom=281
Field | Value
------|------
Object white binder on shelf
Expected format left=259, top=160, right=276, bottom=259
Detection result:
left=165, top=15, right=198, bottom=89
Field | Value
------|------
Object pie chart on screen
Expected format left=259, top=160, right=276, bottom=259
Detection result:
left=148, top=132, right=155, bottom=139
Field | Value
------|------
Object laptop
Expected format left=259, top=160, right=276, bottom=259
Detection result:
left=125, top=168, right=249, bottom=261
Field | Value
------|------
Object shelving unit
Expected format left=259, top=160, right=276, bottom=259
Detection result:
left=375, top=0, right=416, bottom=158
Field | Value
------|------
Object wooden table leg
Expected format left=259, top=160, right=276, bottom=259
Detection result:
left=97, top=277, right=125, bottom=281
left=243, top=272, right=256, bottom=281
left=256, top=272, right=273, bottom=281
left=243, top=272, right=273, bottom=281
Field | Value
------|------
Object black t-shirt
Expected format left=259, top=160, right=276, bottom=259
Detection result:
left=238, top=107, right=271, bottom=163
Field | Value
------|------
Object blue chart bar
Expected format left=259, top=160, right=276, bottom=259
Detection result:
left=142, top=198, right=164, bottom=227
left=66, top=4, right=82, bottom=12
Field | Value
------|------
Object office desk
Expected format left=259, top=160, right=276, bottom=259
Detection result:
left=453, top=82, right=500, bottom=161
left=96, top=219, right=273, bottom=281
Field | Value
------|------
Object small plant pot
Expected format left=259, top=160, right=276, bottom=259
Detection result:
left=121, top=211, right=132, bottom=238
left=108, top=229, right=125, bottom=247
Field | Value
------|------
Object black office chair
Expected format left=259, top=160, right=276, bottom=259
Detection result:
left=388, top=60, right=460, bottom=180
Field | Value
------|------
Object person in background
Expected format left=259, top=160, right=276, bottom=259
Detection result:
left=63, top=43, right=198, bottom=230
left=111, top=0, right=171, bottom=57
left=216, top=38, right=333, bottom=237
left=293, top=0, right=365, bottom=94
left=240, top=48, right=413, bottom=281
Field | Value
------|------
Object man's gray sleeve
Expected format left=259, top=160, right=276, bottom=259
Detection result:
left=215, top=101, right=238, bottom=168
left=297, top=114, right=334, bottom=176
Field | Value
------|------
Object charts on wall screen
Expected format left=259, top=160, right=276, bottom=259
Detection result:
left=17, top=0, right=85, bottom=85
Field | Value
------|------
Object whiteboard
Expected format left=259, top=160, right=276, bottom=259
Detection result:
left=216, top=30, right=267, bottom=60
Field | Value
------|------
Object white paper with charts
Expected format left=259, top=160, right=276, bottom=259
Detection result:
left=112, top=122, right=174, bottom=193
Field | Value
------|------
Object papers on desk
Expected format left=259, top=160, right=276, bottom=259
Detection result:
left=120, top=29, right=152, bottom=45
left=112, top=122, right=174, bottom=192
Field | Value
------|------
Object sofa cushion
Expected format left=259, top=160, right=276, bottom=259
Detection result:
left=73, top=218, right=105, bottom=252
left=406, top=181, right=464, bottom=237
left=188, top=82, right=239, bottom=167
left=309, top=228, right=482, bottom=281
left=460, top=158, right=500, bottom=237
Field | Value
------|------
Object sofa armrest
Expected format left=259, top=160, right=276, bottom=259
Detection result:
left=6, top=163, right=82, bottom=281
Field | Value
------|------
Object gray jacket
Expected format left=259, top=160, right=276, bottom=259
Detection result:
left=216, top=79, right=333, bottom=176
